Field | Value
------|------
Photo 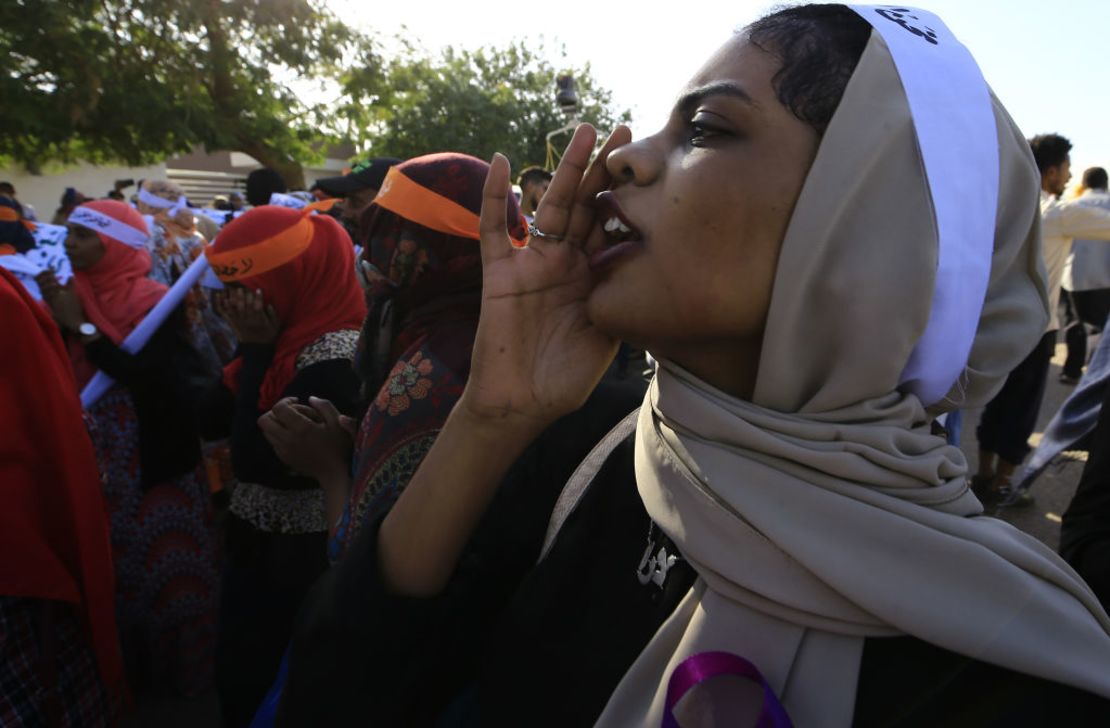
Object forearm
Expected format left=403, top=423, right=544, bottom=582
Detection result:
left=378, top=404, right=547, bottom=597
left=321, top=470, right=354, bottom=531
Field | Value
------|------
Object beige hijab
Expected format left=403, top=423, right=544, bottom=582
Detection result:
left=591, top=32, right=1110, bottom=727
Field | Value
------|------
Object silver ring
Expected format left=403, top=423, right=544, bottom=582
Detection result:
left=528, top=222, right=565, bottom=242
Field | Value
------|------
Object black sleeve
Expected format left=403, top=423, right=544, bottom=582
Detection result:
left=1060, top=381, right=1110, bottom=612
left=228, top=350, right=362, bottom=487
left=278, top=379, right=646, bottom=726
left=84, top=311, right=210, bottom=485
left=83, top=311, right=187, bottom=385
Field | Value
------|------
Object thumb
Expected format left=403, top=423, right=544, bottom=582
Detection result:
left=309, top=396, right=340, bottom=428
left=338, top=415, right=357, bottom=436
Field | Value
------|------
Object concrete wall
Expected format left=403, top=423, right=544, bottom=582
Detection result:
left=0, top=161, right=167, bottom=223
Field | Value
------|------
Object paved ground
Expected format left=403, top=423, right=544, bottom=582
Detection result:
left=121, top=344, right=1092, bottom=726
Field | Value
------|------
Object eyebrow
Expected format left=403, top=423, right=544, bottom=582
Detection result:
left=676, top=81, right=759, bottom=116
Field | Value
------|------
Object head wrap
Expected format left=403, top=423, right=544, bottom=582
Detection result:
left=210, top=203, right=367, bottom=411
left=590, top=12, right=1110, bottom=726
left=0, top=268, right=124, bottom=701
left=138, top=179, right=196, bottom=240
left=337, top=153, right=527, bottom=555
left=0, top=196, right=36, bottom=254
left=69, top=201, right=165, bottom=383
left=355, top=152, right=528, bottom=392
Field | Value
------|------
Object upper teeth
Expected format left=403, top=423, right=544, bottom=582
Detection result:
left=604, top=216, right=631, bottom=234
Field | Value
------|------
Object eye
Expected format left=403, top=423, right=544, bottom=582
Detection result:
left=686, top=113, right=729, bottom=147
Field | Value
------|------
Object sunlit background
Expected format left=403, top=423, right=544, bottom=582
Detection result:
left=331, top=0, right=1110, bottom=186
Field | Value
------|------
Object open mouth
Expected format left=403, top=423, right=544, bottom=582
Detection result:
left=591, top=191, right=644, bottom=271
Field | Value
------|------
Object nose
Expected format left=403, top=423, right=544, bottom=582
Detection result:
left=605, top=135, right=664, bottom=188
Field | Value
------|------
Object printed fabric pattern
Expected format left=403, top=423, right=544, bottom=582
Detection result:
left=0, top=597, right=111, bottom=728
left=87, top=385, right=219, bottom=697
left=332, top=335, right=470, bottom=560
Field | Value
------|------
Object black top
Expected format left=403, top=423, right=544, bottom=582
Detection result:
left=198, top=342, right=361, bottom=490
left=279, top=382, right=1110, bottom=727
left=83, top=308, right=207, bottom=487
left=1061, top=377, right=1110, bottom=612
left=199, top=341, right=361, bottom=587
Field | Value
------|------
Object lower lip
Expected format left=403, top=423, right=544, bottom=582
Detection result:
left=589, top=239, right=643, bottom=271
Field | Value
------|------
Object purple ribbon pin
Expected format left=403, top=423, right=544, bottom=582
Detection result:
left=662, top=652, right=792, bottom=728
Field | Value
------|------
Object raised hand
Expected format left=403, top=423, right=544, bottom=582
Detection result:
left=460, top=123, right=633, bottom=433
left=35, top=271, right=86, bottom=333
left=214, top=286, right=281, bottom=344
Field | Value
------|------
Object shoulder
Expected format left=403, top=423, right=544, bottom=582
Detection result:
left=295, top=329, right=361, bottom=371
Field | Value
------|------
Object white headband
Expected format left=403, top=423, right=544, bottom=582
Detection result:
left=68, top=206, right=150, bottom=249
left=269, top=192, right=309, bottom=210
left=850, top=5, right=998, bottom=406
left=138, top=186, right=188, bottom=216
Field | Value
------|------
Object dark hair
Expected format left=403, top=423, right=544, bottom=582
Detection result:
left=1028, top=134, right=1072, bottom=174
left=246, top=167, right=288, bottom=207
left=0, top=182, right=14, bottom=195
left=746, top=4, right=872, bottom=135
left=1082, top=167, right=1108, bottom=191
left=517, top=166, right=552, bottom=189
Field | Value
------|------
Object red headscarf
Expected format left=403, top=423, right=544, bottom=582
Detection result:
left=67, top=200, right=166, bottom=387
left=0, top=268, right=124, bottom=699
left=213, top=207, right=367, bottom=411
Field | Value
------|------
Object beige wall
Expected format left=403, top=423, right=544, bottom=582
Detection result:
left=1, top=161, right=167, bottom=223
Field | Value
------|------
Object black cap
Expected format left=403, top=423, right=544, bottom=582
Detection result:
left=313, top=157, right=403, bottom=196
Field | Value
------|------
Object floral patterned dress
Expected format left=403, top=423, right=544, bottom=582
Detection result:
left=86, top=386, right=219, bottom=697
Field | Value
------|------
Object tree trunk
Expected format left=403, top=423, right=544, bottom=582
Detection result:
left=236, top=140, right=306, bottom=190
left=202, top=0, right=306, bottom=189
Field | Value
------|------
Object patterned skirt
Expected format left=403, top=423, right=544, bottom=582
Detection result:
left=88, top=387, right=219, bottom=697
left=0, top=597, right=112, bottom=727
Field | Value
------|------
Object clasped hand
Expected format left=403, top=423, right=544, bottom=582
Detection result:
left=258, top=396, right=357, bottom=484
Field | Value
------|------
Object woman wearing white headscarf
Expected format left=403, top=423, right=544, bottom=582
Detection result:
left=137, top=179, right=236, bottom=374
left=277, top=5, right=1110, bottom=725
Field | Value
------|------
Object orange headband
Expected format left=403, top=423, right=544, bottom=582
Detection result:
left=374, top=167, right=527, bottom=246
left=205, top=199, right=338, bottom=282
left=0, top=206, right=36, bottom=232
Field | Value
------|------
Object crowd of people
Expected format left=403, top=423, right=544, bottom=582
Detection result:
left=5, top=4, right=1110, bottom=726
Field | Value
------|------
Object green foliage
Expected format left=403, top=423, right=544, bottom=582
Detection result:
left=0, top=0, right=365, bottom=184
left=0, top=2, right=628, bottom=183
left=340, top=39, right=631, bottom=171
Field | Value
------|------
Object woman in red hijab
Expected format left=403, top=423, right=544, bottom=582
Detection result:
left=36, top=200, right=220, bottom=699
left=1, top=267, right=123, bottom=726
left=200, top=201, right=366, bottom=728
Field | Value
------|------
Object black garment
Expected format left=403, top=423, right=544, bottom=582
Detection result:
left=201, top=342, right=361, bottom=728
left=1063, top=289, right=1110, bottom=379
left=1060, top=373, right=1110, bottom=612
left=977, top=331, right=1056, bottom=464
left=279, top=382, right=1109, bottom=727
left=82, top=308, right=208, bottom=487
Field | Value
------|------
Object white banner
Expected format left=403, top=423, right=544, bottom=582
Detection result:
left=0, top=223, right=73, bottom=299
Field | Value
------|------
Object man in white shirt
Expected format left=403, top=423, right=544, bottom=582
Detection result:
left=975, top=135, right=1110, bottom=505
left=1061, top=167, right=1110, bottom=382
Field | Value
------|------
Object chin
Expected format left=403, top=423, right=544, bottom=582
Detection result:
left=585, top=277, right=657, bottom=351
